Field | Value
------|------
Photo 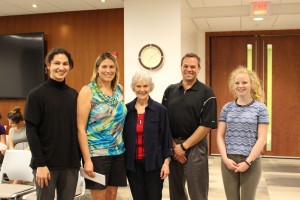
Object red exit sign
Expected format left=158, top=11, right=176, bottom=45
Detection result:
left=251, top=2, right=271, bottom=16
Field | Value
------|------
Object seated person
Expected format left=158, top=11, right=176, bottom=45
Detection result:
left=7, top=107, right=29, bottom=150
left=7, top=107, right=29, bottom=184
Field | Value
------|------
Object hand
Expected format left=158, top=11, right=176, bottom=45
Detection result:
left=84, top=160, right=95, bottom=178
left=224, top=158, right=238, bottom=171
left=36, top=166, right=51, bottom=188
left=235, top=161, right=249, bottom=173
left=160, top=163, right=170, bottom=179
left=173, top=153, right=187, bottom=164
left=173, top=144, right=186, bottom=156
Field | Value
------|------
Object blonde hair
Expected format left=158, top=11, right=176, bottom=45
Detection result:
left=228, top=66, right=265, bottom=103
left=130, top=71, right=154, bottom=92
left=90, top=52, right=119, bottom=91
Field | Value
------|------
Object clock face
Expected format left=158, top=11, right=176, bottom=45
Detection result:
left=139, top=44, right=163, bottom=70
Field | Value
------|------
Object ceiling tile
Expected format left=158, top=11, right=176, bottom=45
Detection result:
left=81, top=0, right=124, bottom=9
left=206, top=17, right=240, bottom=31
left=273, top=14, right=300, bottom=29
left=0, top=0, right=124, bottom=16
left=40, top=0, right=95, bottom=11
left=186, top=0, right=205, bottom=7
left=193, top=18, right=210, bottom=31
left=0, top=1, right=32, bottom=16
left=280, top=0, right=300, bottom=3
left=2, top=0, right=64, bottom=14
left=203, top=0, right=241, bottom=7
left=244, top=0, right=281, bottom=5
left=241, top=15, right=277, bottom=30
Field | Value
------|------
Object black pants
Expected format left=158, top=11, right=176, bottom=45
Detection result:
left=126, top=159, right=164, bottom=200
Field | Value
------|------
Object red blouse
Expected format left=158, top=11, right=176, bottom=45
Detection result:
left=136, top=113, right=145, bottom=160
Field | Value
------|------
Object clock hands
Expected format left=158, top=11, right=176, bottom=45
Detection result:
left=139, top=44, right=164, bottom=70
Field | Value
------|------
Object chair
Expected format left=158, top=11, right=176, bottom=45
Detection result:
left=22, top=170, right=86, bottom=200
left=6, top=134, right=9, bottom=147
left=0, top=150, right=35, bottom=200
left=74, top=172, right=85, bottom=199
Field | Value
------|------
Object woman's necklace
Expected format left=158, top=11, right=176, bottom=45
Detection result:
left=94, top=84, right=118, bottom=106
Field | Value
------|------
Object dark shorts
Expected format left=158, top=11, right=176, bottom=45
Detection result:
left=85, top=153, right=127, bottom=190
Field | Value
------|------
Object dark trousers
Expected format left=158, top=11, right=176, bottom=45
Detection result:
left=33, top=168, right=78, bottom=200
left=127, top=159, right=164, bottom=200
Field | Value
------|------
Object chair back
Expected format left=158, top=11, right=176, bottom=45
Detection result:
left=0, top=150, right=33, bottom=183
left=75, top=172, right=85, bottom=198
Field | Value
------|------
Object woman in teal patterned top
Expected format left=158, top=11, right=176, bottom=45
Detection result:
left=77, top=52, right=127, bottom=200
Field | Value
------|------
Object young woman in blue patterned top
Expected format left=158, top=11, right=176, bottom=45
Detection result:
left=77, top=52, right=127, bottom=200
left=217, top=66, right=269, bottom=200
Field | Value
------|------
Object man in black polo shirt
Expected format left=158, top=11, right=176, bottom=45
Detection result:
left=162, top=53, right=217, bottom=200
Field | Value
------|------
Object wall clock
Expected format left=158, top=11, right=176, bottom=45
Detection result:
left=138, top=44, right=164, bottom=70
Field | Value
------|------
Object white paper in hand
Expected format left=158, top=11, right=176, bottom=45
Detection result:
left=0, top=142, right=7, bottom=150
left=80, top=167, right=106, bottom=186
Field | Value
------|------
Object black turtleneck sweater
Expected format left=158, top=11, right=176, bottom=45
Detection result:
left=25, top=78, right=81, bottom=170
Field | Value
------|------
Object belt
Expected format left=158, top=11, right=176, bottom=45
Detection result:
left=175, top=137, right=188, bottom=140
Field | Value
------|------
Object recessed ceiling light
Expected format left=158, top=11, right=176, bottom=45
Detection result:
left=32, top=4, right=37, bottom=8
left=101, top=0, right=105, bottom=3
left=253, top=17, right=264, bottom=21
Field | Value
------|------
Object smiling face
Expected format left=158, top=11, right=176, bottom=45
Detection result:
left=47, top=53, right=70, bottom=82
left=234, top=73, right=252, bottom=98
left=97, top=58, right=116, bottom=84
left=134, top=78, right=152, bottom=102
left=181, top=57, right=200, bottom=83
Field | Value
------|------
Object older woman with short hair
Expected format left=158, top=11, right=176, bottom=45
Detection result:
left=123, top=71, right=173, bottom=200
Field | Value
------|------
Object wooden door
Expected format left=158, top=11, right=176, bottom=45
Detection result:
left=209, top=34, right=300, bottom=157
left=259, top=35, right=300, bottom=156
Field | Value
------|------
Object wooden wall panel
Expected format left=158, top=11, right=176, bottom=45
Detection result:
left=0, top=9, right=124, bottom=129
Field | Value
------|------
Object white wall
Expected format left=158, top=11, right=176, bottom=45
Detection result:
left=124, top=0, right=181, bottom=103
left=180, top=0, right=206, bottom=82
left=124, top=0, right=208, bottom=104
left=180, top=0, right=198, bottom=56
left=197, top=31, right=206, bottom=82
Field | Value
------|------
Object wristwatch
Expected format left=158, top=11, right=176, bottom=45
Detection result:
left=245, top=158, right=254, bottom=166
left=180, top=143, right=187, bottom=152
